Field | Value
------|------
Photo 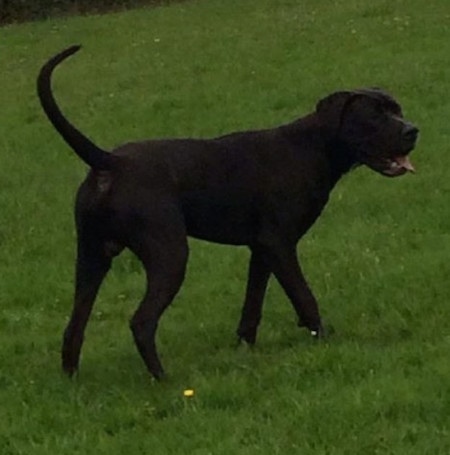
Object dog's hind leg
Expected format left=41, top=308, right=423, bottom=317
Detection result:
left=236, top=249, right=271, bottom=345
left=62, top=236, right=115, bottom=376
left=128, top=211, right=188, bottom=380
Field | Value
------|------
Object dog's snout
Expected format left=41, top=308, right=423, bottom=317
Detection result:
left=402, top=123, right=419, bottom=141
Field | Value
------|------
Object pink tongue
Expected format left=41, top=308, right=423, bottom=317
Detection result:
left=395, top=155, right=415, bottom=173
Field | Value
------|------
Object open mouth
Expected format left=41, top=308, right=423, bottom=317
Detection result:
left=380, top=155, right=415, bottom=177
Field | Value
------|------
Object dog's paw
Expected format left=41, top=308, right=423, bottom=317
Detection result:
left=62, top=364, right=78, bottom=378
left=237, top=333, right=257, bottom=346
left=298, top=318, right=335, bottom=339
left=236, top=326, right=258, bottom=345
left=310, top=323, right=335, bottom=339
left=235, top=338, right=255, bottom=352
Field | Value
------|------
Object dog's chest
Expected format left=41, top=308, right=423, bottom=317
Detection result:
left=181, top=187, right=257, bottom=245
left=179, top=178, right=331, bottom=246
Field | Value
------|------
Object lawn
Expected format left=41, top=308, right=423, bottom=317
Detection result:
left=0, top=0, right=449, bottom=453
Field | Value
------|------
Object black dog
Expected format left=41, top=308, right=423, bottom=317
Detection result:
left=38, top=45, right=418, bottom=379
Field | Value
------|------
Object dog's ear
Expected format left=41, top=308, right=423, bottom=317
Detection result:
left=315, top=91, right=358, bottom=137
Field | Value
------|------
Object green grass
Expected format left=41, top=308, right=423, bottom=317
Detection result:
left=1, top=0, right=450, bottom=453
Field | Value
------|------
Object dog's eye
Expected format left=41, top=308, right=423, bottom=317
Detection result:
left=373, top=104, right=386, bottom=115
left=383, top=101, right=403, bottom=117
left=391, top=106, right=403, bottom=117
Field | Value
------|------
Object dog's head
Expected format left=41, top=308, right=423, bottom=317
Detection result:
left=316, top=88, right=418, bottom=177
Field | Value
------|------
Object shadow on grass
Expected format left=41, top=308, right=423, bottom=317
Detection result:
left=0, top=0, right=190, bottom=26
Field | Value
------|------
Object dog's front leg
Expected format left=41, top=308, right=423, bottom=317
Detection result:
left=256, top=240, right=324, bottom=337
left=237, top=249, right=271, bottom=345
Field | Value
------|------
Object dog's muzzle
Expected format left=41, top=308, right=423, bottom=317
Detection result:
left=380, top=123, right=418, bottom=177
left=381, top=155, right=415, bottom=177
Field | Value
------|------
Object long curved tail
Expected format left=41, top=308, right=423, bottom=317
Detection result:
left=37, top=45, right=113, bottom=170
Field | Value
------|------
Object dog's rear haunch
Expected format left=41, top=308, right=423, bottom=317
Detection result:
left=38, top=45, right=419, bottom=380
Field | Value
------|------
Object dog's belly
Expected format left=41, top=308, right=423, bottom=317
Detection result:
left=180, top=189, right=256, bottom=245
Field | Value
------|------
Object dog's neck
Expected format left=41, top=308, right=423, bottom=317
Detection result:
left=282, top=113, right=358, bottom=185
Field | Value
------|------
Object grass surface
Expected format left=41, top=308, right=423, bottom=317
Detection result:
left=1, top=0, right=449, bottom=453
